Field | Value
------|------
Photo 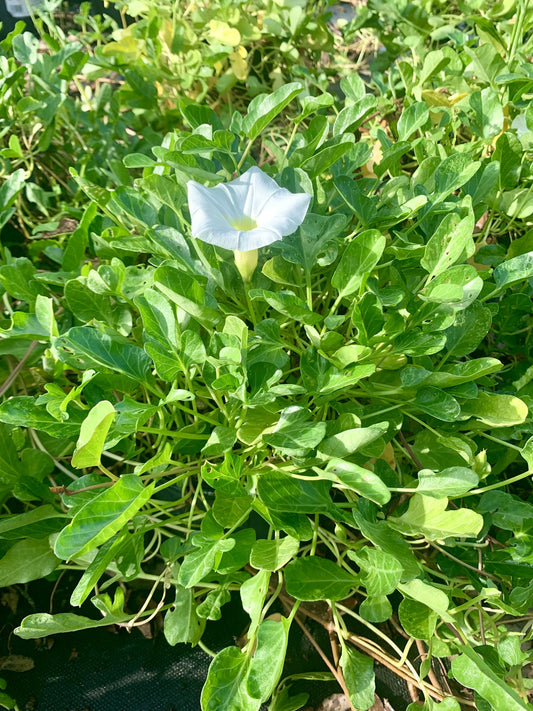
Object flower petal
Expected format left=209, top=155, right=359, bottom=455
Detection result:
left=187, top=167, right=312, bottom=251
left=255, top=190, right=311, bottom=237
left=236, top=226, right=282, bottom=251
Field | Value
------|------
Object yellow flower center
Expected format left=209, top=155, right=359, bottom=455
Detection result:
left=229, top=215, right=257, bottom=231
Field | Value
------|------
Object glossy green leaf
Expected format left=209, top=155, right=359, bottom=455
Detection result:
left=397, top=102, right=429, bottom=142
left=54, top=327, right=152, bottom=383
left=164, top=585, right=205, bottom=646
left=257, top=471, right=334, bottom=515
left=241, top=569, right=270, bottom=639
left=247, top=617, right=290, bottom=701
left=54, top=476, right=155, bottom=560
left=434, top=154, right=480, bottom=201
left=493, top=252, right=533, bottom=290
left=451, top=647, right=529, bottom=711
left=70, top=536, right=122, bottom=606
left=414, top=387, right=460, bottom=422
left=417, top=467, right=479, bottom=498
left=201, top=647, right=259, bottom=711
left=444, top=301, right=492, bottom=356
left=242, top=83, right=303, bottom=141
left=0, top=538, right=59, bottom=586
left=263, top=407, right=327, bottom=456
left=349, top=547, right=402, bottom=596
left=421, top=211, right=474, bottom=279
left=284, top=557, right=356, bottom=601
left=333, top=95, right=376, bottom=136
left=154, top=264, right=221, bottom=327
left=398, top=598, right=437, bottom=640
left=332, top=230, right=386, bottom=298
left=15, top=592, right=130, bottom=639
left=178, top=536, right=235, bottom=588
left=341, top=646, right=375, bottom=711
left=318, top=422, right=388, bottom=458
left=321, top=459, right=391, bottom=505
left=0, top=396, right=84, bottom=438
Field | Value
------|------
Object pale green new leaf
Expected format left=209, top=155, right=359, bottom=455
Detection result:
left=71, top=401, right=115, bottom=469
left=388, top=494, right=483, bottom=541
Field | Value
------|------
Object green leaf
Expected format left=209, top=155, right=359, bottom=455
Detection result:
left=70, top=536, right=122, bottom=606
left=300, top=135, right=355, bottom=178
left=54, top=327, right=152, bottom=383
left=257, top=471, right=334, bottom=515
left=0, top=397, right=85, bottom=438
left=247, top=618, right=290, bottom=701
left=279, top=213, right=347, bottom=277
left=201, top=647, right=259, bottom=711
left=332, top=230, right=386, bottom=298
left=421, top=264, right=482, bottom=307
left=0, top=257, right=46, bottom=303
left=349, top=547, right=402, bottom=596
left=359, top=595, right=392, bottom=622
left=421, top=212, right=474, bottom=279
left=461, top=392, right=528, bottom=427
left=321, top=459, right=391, bottom=505
left=434, top=154, right=480, bottom=201
left=424, top=358, right=502, bottom=388
left=451, top=647, right=530, bottom=711
left=250, top=536, right=299, bottom=571
left=178, top=536, right=235, bottom=588
left=397, top=579, right=450, bottom=616
left=493, top=253, right=533, bottom=290
left=398, top=598, right=437, bottom=640
left=250, top=289, right=321, bottom=326
left=15, top=593, right=130, bottom=639
left=388, top=494, right=484, bottom=541
left=155, top=264, right=222, bottom=327
left=470, top=88, right=504, bottom=139
left=242, top=83, right=303, bottom=141
left=498, top=636, right=528, bottom=667
left=71, top=401, right=115, bottom=469
left=0, top=538, right=59, bottom=586
left=444, top=301, right=492, bottom=357
left=397, top=102, right=429, bottom=142
left=341, top=646, right=375, bottom=711
left=318, top=422, right=388, bottom=458
left=263, top=407, right=327, bottom=456
left=0, top=505, right=66, bottom=540
left=284, top=557, right=356, bottom=601
left=333, top=95, right=377, bottom=136
left=202, top=426, right=237, bottom=458
left=417, top=467, right=479, bottom=498
left=241, top=569, right=270, bottom=639
left=164, top=585, right=205, bottom=646
left=414, top=387, right=460, bottom=422
left=352, top=511, right=421, bottom=581
left=54, top=476, right=155, bottom=560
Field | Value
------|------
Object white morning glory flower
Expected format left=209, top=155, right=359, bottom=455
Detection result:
left=187, top=166, right=311, bottom=253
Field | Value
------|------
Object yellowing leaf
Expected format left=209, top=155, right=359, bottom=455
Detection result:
left=388, top=494, right=484, bottom=541
left=208, top=20, right=241, bottom=46
left=461, top=392, right=528, bottom=427
left=230, top=46, right=248, bottom=80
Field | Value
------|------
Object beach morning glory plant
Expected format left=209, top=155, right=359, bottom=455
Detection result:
left=187, top=166, right=311, bottom=282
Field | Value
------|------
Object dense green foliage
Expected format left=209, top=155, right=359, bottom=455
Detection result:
left=1, top=0, right=533, bottom=709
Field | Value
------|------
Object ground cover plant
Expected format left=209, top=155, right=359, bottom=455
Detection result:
left=1, top=0, right=533, bottom=709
